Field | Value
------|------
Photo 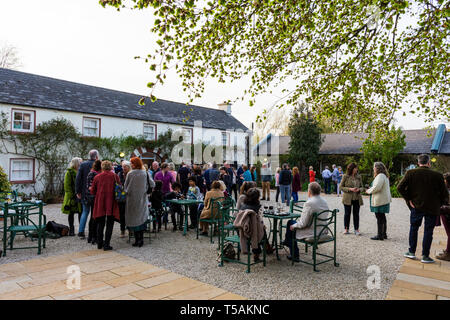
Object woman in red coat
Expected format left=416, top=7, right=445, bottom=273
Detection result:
left=91, top=160, right=120, bottom=251
left=291, top=166, right=301, bottom=202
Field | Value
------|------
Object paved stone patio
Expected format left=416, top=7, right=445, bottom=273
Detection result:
left=0, top=249, right=245, bottom=300
left=386, top=225, right=450, bottom=300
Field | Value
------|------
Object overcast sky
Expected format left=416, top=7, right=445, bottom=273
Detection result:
left=1, top=0, right=447, bottom=132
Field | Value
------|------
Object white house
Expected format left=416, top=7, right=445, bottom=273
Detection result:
left=0, top=68, right=251, bottom=195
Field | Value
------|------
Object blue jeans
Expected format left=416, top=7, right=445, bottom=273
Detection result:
left=284, top=220, right=299, bottom=258
left=324, top=178, right=331, bottom=194
left=280, top=185, right=291, bottom=205
left=292, top=192, right=298, bottom=202
left=79, top=201, right=91, bottom=234
left=409, top=208, right=436, bottom=257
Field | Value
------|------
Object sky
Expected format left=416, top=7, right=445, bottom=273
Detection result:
left=0, top=0, right=447, bottom=133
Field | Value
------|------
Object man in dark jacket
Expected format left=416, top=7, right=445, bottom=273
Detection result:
left=75, top=149, right=99, bottom=239
left=397, top=154, right=449, bottom=264
left=279, top=164, right=293, bottom=207
left=207, top=163, right=220, bottom=190
left=177, top=162, right=191, bottom=195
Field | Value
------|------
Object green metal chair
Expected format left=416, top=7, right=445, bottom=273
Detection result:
left=289, top=199, right=306, bottom=214
left=291, top=209, right=339, bottom=271
left=2, top=201, right=47, bottom=256
left=218, top=201, right=267, bottom=273
left=128, top=206, right=156, bottom=244
left=197, top=196, right=224, bottom=243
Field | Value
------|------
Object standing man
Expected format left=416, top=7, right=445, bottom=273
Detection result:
left=322, top=166, right=332, bottom=194
left=260, top=162, right=272, bottom=201
left=397, top=154, right=449, bottom=264
left=203, top=163, right=212, bottom=191
left=154, top=163, right=175, bottom=195
left=177, top=161, right=191, bottom=195
left=150, top=161, right=160, bottom=179
left=279, top=163, right=293, bottom=207
left=331, top=164, right=339, bottom=194
left=76, top=150, right=99, bottom=239
left=237, top=164, right=245, bottom=191
left=208, top=163, right=220, bottom=185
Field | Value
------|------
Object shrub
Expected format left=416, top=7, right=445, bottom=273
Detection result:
left=0, top=165, right=11, bottom=192
left=390, top=185, right=402, bottom=198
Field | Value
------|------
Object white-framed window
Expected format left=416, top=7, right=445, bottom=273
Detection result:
left=10, top=158, right=34, bottom=183
left=82, top=117, right=101, bottom=137
left=143, top=123, right=157, bottom=141
left=12, top=109, right=35, bottom=133
left=182, top=127, right=193, bottom=144
left=222, top=132, right=230, bottom=146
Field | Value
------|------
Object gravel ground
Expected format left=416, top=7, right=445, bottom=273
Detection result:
left=0, top=191, right=411, bottom=300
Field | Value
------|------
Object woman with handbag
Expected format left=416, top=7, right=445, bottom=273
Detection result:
left=86, top=159, right=102, bottom=244
left=366, top=162, right=391, bottom=240
left=62, top=157, right=82, bottom=236
left=125, top=157, right=154, bottom=247
left=91, top=160, right=120, bottom=251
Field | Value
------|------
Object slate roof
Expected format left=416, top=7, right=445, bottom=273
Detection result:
left=255, top=129, right=442, bottom=155
left=439, top=131, right=450, bottom=155
left=0, top=68, right=248, bottom=131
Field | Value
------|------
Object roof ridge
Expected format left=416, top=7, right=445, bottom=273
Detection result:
left=0, top=67, right=226, bottom=113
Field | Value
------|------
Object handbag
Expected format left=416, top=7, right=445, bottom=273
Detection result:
left=46, top=221, right=69, bottom=237
left=217, top=242, right=236, bottom=262
left=114, top=174, right=126, bottom=203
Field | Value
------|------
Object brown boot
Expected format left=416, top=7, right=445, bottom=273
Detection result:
left=436, top=250, right=450, bottom=261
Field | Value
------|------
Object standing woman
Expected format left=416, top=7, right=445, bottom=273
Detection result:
left=124, top=157, right=154, bottom=247
left=275, top=167, right=281, bottom=203
left=436, top=173, right=450, bottom=261
left=309, top=166, right=316, bottom=183
left=242, top=165, right=252, bottom=182
left=62, top=157, right=83, bottom=236
left=291, top=167, right=301, bottom=202
left=250, top=165, right=258, bottom=182
left=366, top=162, right=391, bottom=240
left=336, top=166, right=343, bottom=196
left=339, top=163, right=365, bottom=235
left=118, top=161, right=131, bottom=238
left=86, top=160, right=102, bottom=245
left=91, top=160, right=120, bottom=251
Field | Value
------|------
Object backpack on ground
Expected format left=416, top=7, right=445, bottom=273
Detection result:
left=45, top=221, right=69, bottom=237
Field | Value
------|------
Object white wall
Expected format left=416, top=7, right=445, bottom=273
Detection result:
left=0, top=103, right=249, bottom=195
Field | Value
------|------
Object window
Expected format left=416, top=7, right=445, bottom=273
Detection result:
left=12, top=109, right=35, bottom=133
left=222, top=132, right=230, bottom=146
left=10, top=159, right=34, bottom=183
left=182, top=127, right=193, bottom=144
left=82, top=117, right=100, bottom=137
left=143, top=123, right=157, bottom=141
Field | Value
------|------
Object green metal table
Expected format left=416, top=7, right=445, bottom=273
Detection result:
left=164, top=199, right=203, bottom=236
left=263, top=212, right=301, bottom=260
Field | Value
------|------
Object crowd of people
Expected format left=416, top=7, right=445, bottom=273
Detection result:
left=62, top=151, right=263, bottom=252
left=62, top=150, right=450, bottom=264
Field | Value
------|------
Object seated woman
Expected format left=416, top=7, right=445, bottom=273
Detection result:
left=235, top=188, right=266, bottom=262
left=198, top=181, right=224, bottom=236
left=237, top=181, right=257, bottom=210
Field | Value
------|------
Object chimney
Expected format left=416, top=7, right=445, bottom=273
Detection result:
left=218, top=102, right=232, bottom=114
